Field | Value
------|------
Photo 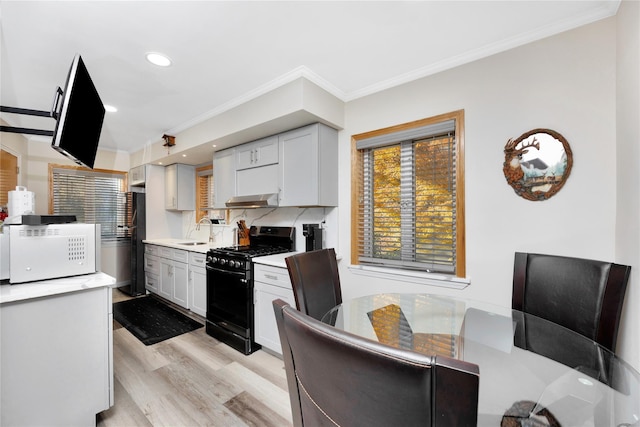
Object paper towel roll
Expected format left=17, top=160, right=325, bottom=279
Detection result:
left=8, top=186, right=35, bottom=217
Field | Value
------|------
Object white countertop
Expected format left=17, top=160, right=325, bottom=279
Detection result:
left=252, top=251, right=341, bottom=269
left=143, top=238, right=228, bottom=254
left=0, top=272, right=115, bottom=304
left=144, top=239, right=304, bottom=267
left=252, top=252, right=302, bottom=269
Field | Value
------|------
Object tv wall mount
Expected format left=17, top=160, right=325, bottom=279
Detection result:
left=0, top=87, right=63, bottom=137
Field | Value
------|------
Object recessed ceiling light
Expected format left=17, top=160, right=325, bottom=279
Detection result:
left=146, top=52, right=172, bottom=67
left=182, top=154, right=187, bottom=157
left=104, top=104, right=118, bottom=113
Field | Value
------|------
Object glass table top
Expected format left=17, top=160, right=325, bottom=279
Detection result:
left=322, top=293, right=640, bottom=427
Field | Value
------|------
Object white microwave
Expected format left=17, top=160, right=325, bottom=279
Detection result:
left=3, top=223, right=101, bottom=284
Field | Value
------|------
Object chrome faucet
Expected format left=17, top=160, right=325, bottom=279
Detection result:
left=197, top=216, right=214, bottom=243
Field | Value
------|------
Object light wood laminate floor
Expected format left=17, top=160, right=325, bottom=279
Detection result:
left=98, top=289, right=292, bottom=427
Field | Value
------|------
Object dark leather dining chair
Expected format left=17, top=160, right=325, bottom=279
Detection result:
left=273, top=299, right=480, bottom=427
left=512, top=252, right=631, bottom=353
left=285, top=248, right=342, bottom=320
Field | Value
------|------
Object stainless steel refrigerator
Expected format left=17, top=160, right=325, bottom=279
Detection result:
left=118, top=192, right=146, bottom=296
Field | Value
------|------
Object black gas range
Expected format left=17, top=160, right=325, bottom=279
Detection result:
left=205, top=225, right=295, bottom=354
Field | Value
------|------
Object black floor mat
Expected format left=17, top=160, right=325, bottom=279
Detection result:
left=113, top=296, right=203, bottom=345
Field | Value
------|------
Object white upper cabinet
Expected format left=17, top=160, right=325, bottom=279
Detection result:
left=212, top=123, right=338, bottom=208
left=213, top=148, right=236, bottom=209
left=236, top=164, right=279, bottom=197
left=129, top=164, right=146, bottom=187
left=165, top=164, right=195, bottom=211
left=235, top=135, right=280, bottom=197
left=279, top=123, right=338, bottom=207
left=236, top=135, right=279, bottom=170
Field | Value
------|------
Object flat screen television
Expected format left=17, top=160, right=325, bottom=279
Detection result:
left=51, top=54, right=105, bottom=169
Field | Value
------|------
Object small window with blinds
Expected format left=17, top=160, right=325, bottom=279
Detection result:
left=196, top=165, right=225, bottom=221
left=49, top=164, right=127, bottom=241
left=352, top=110, right=465, bottom=277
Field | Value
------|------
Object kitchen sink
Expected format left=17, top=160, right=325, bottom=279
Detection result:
left=177, top=241, right=208, bottom=246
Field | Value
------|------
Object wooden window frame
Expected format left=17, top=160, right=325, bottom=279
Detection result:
left=351, top=110, right=466, bottom=277
left=48, top=163, right=128, bottom=240
left=195, top=164, right=227, bottom=223
left=48, top=164, right=128, bottom=213
left=195, top=164, right=213, bottom=221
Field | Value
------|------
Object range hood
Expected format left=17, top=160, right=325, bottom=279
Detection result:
left=225, top=193, right=279, bottom=208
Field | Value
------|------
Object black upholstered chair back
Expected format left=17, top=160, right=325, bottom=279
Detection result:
left=512, top=252, right=631, bottom=352
left=272, top=299, right=479, bottom=427
left=285, top=248, right=342, bottom=321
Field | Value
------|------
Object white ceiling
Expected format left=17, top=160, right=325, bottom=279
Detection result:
left=0, top=1, right=620, bottom=159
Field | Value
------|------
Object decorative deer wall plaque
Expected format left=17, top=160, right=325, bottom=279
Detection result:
left=503, top=128, right=572, bottom=201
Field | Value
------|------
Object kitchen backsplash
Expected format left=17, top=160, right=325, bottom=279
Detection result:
left=182, top=207, right=337, bottom=252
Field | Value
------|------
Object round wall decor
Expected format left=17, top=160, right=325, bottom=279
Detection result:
left=503, top=128, right=572, bottom=201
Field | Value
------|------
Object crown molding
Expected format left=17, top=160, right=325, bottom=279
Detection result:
left=344, top=1, right=621, bottom=101
left=155, top=0, right=620, bottom=144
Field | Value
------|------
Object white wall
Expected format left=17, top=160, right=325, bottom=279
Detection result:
left=615, top=0, right=640, bottom=370
left=22, top=138, right=130, bottom=215
left=339, top=16, right=639, bottom=368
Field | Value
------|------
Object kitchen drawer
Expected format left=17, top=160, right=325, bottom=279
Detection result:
left=145, top=244, right=159, bottom=256
left=171, top=248, right=189, bottom=263
left=254, top=264, right=292, bottom=290
left=157, top=246, right=189, bottom=263
left=145, top=271, right=159, bottom=294
left=159, top=246, right=173, bottom=258
left=189, top=252, right=206, bottom=267
left=144, top=254, right=160, bottom=274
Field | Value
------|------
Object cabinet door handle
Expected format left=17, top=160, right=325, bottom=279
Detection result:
left=265, top=274, right=278, bottom=280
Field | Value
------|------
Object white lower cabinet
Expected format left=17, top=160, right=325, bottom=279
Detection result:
left=188, top=252, right=207, bottom=317
left=146, top=244, right=189, bottom=309
left=171, top=260, right=189, bottom=308
left=159, top=257, right=174, bottom=300
left=145, top=271, right=160, bottom=294
left=1, top=284, right=113, bottom=426
left=144, top=246, right=160, bottom=294
left=145, top=244, right=208, bottom=314
left=254, top=263, right=296, bottom=355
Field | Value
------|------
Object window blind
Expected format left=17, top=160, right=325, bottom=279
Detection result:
left=356, top=120, right=455, bottom=150
left=358, top=127, right=457, bottom=274
left=51, top=166, right=126, bottom=241
left=196, top=168, right=213, bottom=220
left=195, top=165, right=225, bottom=221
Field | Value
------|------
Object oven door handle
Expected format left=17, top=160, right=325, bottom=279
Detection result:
left=206, top=265, right=247, bottom=279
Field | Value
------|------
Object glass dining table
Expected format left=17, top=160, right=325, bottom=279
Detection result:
left=321, top=293, right=640, bottom=427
